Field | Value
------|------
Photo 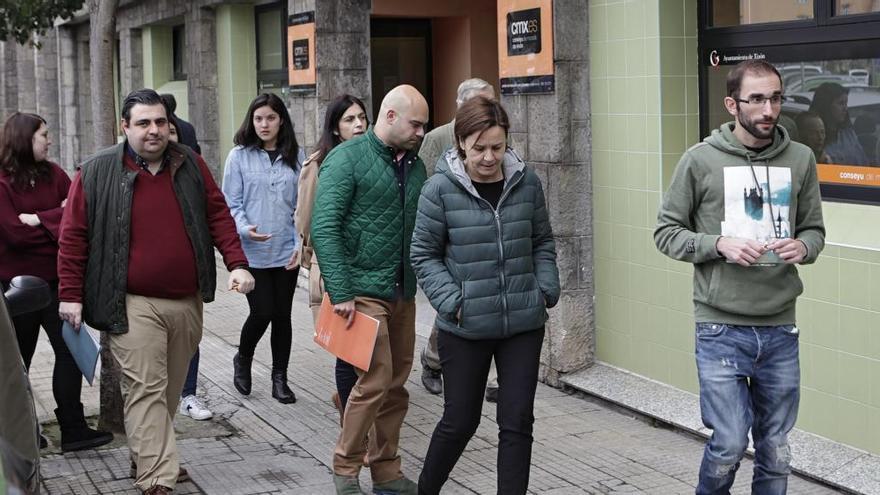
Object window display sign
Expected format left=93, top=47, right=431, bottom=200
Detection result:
left=497, top=0, right=554, bottom=95
left=288, top=11, right=316, bottom=95
left=701, top=44, right=880, bottom=205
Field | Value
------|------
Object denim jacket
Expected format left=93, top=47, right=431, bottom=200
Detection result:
left=222, top=145, right=304, bottom=268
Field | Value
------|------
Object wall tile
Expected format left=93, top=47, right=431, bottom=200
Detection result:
left=838, top=353, right=871, bottom=404
left=838, top=308, right=871, bottom=357
left=840, top=260, right=871, bottom=310
left=811, top=347, right=839, bottom=395
left=807, top=300, right=840, bottom=349
left=658, top=0, right=684, bottom=37
left=659, top=37, right=685, bottom=77
left=837, top=399, right=870, bottom=451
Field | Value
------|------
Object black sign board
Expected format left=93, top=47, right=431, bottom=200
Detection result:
left=507, top=8, right=542, bottom=56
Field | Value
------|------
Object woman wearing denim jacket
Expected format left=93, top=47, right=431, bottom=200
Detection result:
left=223, top=93, right=305, bottom=404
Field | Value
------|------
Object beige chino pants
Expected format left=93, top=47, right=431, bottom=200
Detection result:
left=333, top=296, right=416, bottom=483
left=109, top=293, right=202, bottom=491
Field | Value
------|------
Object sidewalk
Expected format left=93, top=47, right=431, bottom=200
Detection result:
left=30, top=266, right=838, bottom=494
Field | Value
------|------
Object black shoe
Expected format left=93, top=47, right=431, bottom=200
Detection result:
left=233, top=352, right=252, bottom=395
left=55, top=404, right=114, bottom=452
left=484, top=386, right=498, bottom=403
left=271, top=370, right=297, bottom=404
left=421, top=365, right=442, bottom=395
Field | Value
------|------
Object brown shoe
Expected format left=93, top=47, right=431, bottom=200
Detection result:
left=130, top=461, right=189, bottom=482
left=143, top=486, right=171, bottom=494
left=330, top=392, right=343, bottom=426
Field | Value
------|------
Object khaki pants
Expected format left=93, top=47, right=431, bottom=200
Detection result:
left=307, top=262, right=324, bottom=324
left=333, top=297, right=416, bottom=483
left=109, top=293, right=202, bottom=491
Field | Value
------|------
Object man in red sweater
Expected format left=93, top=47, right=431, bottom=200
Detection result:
left=57, top=89, right=254, bottom=495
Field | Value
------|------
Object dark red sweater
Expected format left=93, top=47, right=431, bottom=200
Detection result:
left=0, top=163, right=71, bottom=283
left=58, top=151, right=247, bottom=302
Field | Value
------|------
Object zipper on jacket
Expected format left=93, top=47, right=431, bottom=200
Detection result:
left=484, top=171, right=523, bottom=338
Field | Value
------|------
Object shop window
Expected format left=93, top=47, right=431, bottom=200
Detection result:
left=173, top=24, right=186, bottom=81
left=710, top=0, right=814, bottom=27
left=256, top=2, right=288, bottom=94
left=700, top=1, right=880, bottom=204
left=836, top=0, right=880, bottom=15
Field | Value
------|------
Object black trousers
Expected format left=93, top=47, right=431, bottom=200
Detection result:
left=8, top=281, right=82, bottom=412
left=418, top=327, right=544, bottom=495
left=238, top=267, right=299, bottom=371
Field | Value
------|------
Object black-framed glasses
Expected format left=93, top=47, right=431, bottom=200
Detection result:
left=734, top=94, right=787, bottom=106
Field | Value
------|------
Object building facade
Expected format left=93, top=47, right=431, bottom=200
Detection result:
left=2, top=0, right=880, bottom=473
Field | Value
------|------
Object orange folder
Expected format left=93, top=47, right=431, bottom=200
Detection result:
left=313, top=293, right=380, bottom=371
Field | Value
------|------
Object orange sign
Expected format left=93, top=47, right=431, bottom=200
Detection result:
left=288, top=12, right=316, bottom=94
left=817, top=164, right=880, bottom=187
left=497, top=0, right=554, bottom=94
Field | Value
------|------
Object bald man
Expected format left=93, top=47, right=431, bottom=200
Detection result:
left=312, top=85, right=428, bottom=495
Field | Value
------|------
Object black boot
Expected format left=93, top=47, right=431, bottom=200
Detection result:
left=271, top=370, right=296, bottom=404
left=233, top=352, right=252, bottom=395
left=54, top=403, right=113, bottom=452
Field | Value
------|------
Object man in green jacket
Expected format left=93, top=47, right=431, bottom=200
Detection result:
left=655, top=60, right=825, bottom=494
left=312, top=84, right=428, bottom=495
left=416, top=77, right=497, bottom=399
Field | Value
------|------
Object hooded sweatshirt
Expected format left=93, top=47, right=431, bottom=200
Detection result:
left=654, top=122, right=825, bottom=326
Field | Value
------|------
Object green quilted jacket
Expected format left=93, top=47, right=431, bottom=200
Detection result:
left=410, top=148, right=560, bottom=339
left=311, top=129, right=427, bottom=303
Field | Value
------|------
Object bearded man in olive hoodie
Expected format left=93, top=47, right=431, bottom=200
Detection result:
left=655, top=60, right=825, bottom=495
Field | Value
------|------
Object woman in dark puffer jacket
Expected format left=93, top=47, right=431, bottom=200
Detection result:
left=411, top=97, right=560, bottom=495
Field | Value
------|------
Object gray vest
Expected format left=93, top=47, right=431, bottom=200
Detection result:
left=80, top=141, right=217, bottom=333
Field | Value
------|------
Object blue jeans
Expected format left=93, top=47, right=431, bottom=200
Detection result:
left=695, top=323, right=800, bottom=495
left=181, top=347, right=200, bottom=397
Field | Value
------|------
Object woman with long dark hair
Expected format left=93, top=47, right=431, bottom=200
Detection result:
left=223, top=93, right=305, bottom=404
left=295, top=94, right=368, bottom=419
left=808, top=82, right=869, bottom=165
left=0, top=112, right=113, bottom=451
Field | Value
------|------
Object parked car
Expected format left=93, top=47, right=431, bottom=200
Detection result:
left=849, top=68, right=870, bottom=85
left=784, top=74, right=867, bottom=93
left=1, top=276, right=51, bottom=495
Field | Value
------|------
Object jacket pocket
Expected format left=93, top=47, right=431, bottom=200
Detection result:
left=457, top=281, right=471, bottom=327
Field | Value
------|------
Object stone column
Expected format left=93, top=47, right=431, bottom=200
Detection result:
left=501, top=0, right=593, bottom=385
left=74, top=26, right=94, bottom=161
left=118, top=28, right=143, bottom=100
left=186, top=5, right=221, bottom=178
left=15, top=42, right=37, bottom=113
left=287, top=0, right=371, bottom=152
left=34, top=30, right=61, bottom=163
left=56, top=26, right=80, bottom=171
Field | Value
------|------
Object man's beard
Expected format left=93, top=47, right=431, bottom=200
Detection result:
left=739, top=113, right=777, bottom=140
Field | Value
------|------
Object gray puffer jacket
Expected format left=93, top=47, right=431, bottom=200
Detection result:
left=410, top=148, right=560, bottom=340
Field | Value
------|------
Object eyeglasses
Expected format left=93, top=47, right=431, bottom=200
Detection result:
left=734, top=94, right=787, bottom=106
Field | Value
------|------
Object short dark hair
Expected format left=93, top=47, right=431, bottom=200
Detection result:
left=160, top=93, right=177, bottom=114
left=122, top=88, right=169, bottom=121
left=0, top=112, right=50, bottom=189
left=233, top=93, right=300, bottom=170
left=726, top=60, right=782, bottom=99
left=314, top=94, right=369, bottom=166
left=453, top=96, right=510, bottom=159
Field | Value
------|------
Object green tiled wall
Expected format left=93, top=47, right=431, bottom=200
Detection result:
left=216, top=4, right=258, bottom=167
left=142, top=27, right=190, bottom=121
left=591, top=0, right=880, bottom=454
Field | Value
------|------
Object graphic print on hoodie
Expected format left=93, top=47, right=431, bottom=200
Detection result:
left=722, top=166, right=792, bottom=264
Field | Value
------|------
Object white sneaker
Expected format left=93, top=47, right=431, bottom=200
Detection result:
left=179, top=395, right=213, bottom=420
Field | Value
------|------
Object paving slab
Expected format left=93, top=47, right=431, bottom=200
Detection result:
left=26, top=265, right=839, bottom=494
